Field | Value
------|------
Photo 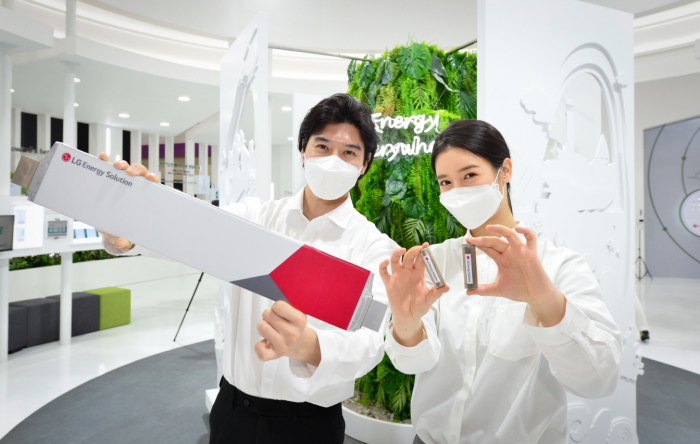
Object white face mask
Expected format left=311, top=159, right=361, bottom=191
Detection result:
left=303, top=155, right=362, bottom=201
left=439, top=169, right=504, bottom=229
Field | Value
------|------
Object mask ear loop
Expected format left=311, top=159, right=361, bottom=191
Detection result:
left=493, top=168, right=504, bottom=196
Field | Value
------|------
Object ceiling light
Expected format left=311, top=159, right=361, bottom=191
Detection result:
left=74, top=78, right=81, bottom=83
left=178, top=96, right=190, bottom=102
left=160, top=122, right=170, bottom=127
left=10, top=88, right=14, bottom=93
left=74, top=103, right=79, bottom=107
left=119, top=113, right=130, bottom=118
left=287, top=136, right=293, bottom=141
left=281, top=106, right=292, bottom=111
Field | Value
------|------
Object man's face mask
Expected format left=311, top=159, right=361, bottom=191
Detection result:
left=303, top=154, right=362, bottom=201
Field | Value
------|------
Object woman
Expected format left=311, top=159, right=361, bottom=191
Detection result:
left=379, top=120, right=621, bottom=444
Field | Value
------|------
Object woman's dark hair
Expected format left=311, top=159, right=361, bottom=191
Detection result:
left=298, top=93, right=378, bottom=179
left=431, top=119, right=513, bottom=212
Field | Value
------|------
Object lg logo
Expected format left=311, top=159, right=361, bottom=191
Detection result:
left=61, top=153, right=71, bottom=162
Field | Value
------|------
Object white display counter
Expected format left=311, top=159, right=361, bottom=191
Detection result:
left=0, top=196, right=102, bottom=363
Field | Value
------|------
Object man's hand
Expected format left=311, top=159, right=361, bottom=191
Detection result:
left=95, top=153, right=159, bottom=249
left=466, top=225, right=566, bottom=327
left=378, top=243, right=450, bottom=347
left=255, top=301, right=321, bottom=367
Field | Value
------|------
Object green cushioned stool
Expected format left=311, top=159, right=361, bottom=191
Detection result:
left=85, top=287, right=131, bottom=330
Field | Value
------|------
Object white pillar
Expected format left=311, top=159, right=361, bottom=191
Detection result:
left=37, top=113, right=51, bottom=155
left=211, top=144, right=219, bottom=191
left=61, top=61, right=78, bottom=147
left=199, top=143, right=208, bottom=177
left=198, top=142, right=209, bottom=200
left=10, top=107, right=20, bottom=149
left=0, top=258, right=8, bottom=363
left=59, top=252, right=72, bottom=346
left=185, top=139, right=195, bottom=195
left=89, top=123, right=96, bottom=156
left=105, top=127, right=112, bottom=158
left=164, top=136, right=174, bottom=187
left=65, top=0, right=76, bottom=38
left=148, top=133, right=159, bottom=179
left=130, top=130, right=142, bottom=165
left=0, top=43, right=13, bottom=197
left=107, top=126, right=121, bottom=161
left=9, top=107, right=20, bottom=171
left=88, top=123, right=106, bottom=157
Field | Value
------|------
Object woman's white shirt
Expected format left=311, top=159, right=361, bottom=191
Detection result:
left=384, top=232, right=621, bottom=444
left=104, top=189, right=399, bottom=407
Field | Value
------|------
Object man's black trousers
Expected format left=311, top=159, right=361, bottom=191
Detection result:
left=209, top=377, right=345, bottom=444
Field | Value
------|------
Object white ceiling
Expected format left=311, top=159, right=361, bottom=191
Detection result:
left=13, top=57, right=218, bottom=136
left=89, top=0, right=699, bottom=53
left=90, top=0, right=479, bottom=53
left=11, top=0, right=699, bottom=150
left=582, top=0, right=698, bottom=15
left=11, top=57, right=294, bottom=145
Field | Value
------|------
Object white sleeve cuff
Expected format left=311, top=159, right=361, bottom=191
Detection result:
left=289, top=358, right=318, bottom=379
left=102, top=236, right=138, bottom=256
left=523, top=299, right=588, bottom=347
left=385, top=323, right=430, bottom=357
left=384, top=322, right=440, bottom=374
left=288, top=328, right=339, bottom=382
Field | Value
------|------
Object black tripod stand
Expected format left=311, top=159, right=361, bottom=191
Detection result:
left=173, top=272, right=205, bottom=342
left=635, top=229, right=652, bottom=281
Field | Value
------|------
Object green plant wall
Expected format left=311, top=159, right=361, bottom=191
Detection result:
left=347, top=42, right=477, bottom=421
left=10, top=249, right=121, bottom=271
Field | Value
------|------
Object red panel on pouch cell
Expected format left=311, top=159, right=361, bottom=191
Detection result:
left=269, top=245, right=371, bottom=330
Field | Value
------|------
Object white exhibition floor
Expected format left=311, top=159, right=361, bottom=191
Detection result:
left=0, top=271, right=219, bottom=440
left=0, top=273, right=698, bottom=440
left=638, top=277, right=700, bottom=375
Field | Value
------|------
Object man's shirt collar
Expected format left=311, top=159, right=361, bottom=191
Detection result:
left=281, top=187, right=355, bottom=229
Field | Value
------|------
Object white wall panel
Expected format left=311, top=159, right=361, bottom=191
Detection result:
left=291, top=93, right=324, bottom=195
left=478, top=0, right=639, bottom=441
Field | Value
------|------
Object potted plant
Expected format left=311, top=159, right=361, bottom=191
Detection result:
left=344, top=43, right=477, bottom=443
left=342, top=354, right=414, bottom=443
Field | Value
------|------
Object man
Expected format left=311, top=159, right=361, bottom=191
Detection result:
left=98, top=93, right=398, bottom=443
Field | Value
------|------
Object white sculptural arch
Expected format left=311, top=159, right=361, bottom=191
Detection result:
left=479, top=0, right=639, bottom=441
left=214, top=12, right=270, bottom=383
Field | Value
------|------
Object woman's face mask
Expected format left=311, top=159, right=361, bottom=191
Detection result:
left=439, top=169, right=504, bottom=229
left=303, top=154, right=362, bottom=201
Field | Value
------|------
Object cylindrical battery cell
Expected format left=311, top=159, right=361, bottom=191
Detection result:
left=420, top=247, right=446, bottom=288
left=463, top=243, right=478, bottom=289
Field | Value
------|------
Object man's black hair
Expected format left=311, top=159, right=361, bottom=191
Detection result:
left=298, top=93, right=378, bottom=179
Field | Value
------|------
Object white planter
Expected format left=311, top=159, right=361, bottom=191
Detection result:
left=342, top=405, right=415, bottom=444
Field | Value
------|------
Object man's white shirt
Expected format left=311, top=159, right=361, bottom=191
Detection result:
left=384, top=230, right=621, bottom=444
left=104, top=189, right=398, bottom=407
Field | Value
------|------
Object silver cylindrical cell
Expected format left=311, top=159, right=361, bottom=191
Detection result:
left=420, top=247, right=446, bottom=288
left=463, top=243, right=478, bottom=289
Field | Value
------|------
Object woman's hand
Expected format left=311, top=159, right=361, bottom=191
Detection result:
left=95, top=153, right=159, bottom=249
left=467, top=225, right=566, bottom=327
left=379, top=243, right=450, bottom=346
